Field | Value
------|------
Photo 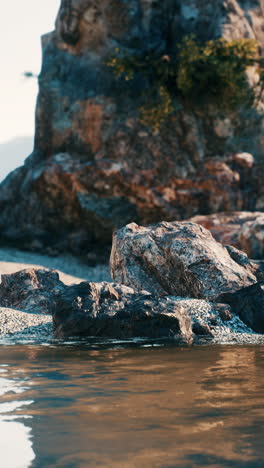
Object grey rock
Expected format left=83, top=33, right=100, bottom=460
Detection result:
left=110, top=221, right=257, bottom=300
left=0, top=268, right=66, bottom=314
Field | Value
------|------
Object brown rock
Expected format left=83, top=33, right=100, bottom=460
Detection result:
left=233, top=153, right=254, bottom=169
left=110, top=221, right=257, bottom=300
left=239, top=215, right=264, bottom=259
left=189, top=211, right=264, bottom=259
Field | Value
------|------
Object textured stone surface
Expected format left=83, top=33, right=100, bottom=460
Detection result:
left=0, top=1, right=263, bottom=256
left=110, top=221, right=257, bottom=300
left=190, top=211, right=264, bottom=259
left=218, top=281, right=264, bottom=333
left=0, top=266, right=262, bottom=342
left=0, top=269, right=66, bottom=314
left=52, top=281, right=194, bottom=341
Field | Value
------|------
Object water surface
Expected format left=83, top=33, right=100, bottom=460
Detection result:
left=0, top=343, right=263, bottom=468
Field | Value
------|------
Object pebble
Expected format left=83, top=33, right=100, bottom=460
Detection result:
left=0, top=308, right=52, bottom=339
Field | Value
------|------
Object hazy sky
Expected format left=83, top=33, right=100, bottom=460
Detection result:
left=0, top=1, right=61, bottom=144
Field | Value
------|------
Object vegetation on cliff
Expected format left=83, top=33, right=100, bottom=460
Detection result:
left=107, top=36, right=264, bottom=131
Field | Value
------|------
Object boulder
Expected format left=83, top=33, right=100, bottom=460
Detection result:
left=0, top=1, right=263, bottom=256
left=0, top=269, right=65, bottom=314
left=110, top=221, right=257, bottom=300
left=217, top=282, right=264, bottom=333
left=189, top=211, right=264, bottom=259
left=52, top=281, right=193, bottom=342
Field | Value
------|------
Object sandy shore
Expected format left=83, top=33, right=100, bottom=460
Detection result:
left=0, top=247, right=111, bottom=285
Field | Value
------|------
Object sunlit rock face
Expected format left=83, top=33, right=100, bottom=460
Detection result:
left=0, top=0, right=263, bottom=257
left=110, top=221, right=257, bottom=299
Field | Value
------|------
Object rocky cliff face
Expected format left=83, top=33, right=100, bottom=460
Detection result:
left=0, top=0, right=264, bottom=258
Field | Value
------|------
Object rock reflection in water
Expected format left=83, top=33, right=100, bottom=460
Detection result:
left=0, top=345, right=263, bottom=468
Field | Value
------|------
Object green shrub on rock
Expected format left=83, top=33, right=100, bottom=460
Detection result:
left=107, top=37, right=263, bottom=130
left=177, top=36, right=259, bottom=109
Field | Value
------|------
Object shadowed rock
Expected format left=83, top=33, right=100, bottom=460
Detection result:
left=217, top=282, right=264, bottom=333
left=110, top=221, right=257, bottom=300
left=52, top=281, right=193, bottom=342
left=0, top=269, right=66, bottom=314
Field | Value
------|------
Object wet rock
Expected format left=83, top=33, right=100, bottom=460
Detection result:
left=52, top=281, right=193, bottom=343
left=0, top=2, right=263, bottom=255
left=189, top=212, right=264, bottom=259
left=110, top=221, right=257, bottom=300
left=217, top=282, right=264, bottom=333
left=0, top=269, right=66, bottom=314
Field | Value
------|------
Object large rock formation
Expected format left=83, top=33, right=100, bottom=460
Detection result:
left=110, top=221, right=257, bottom=299
left=0, top=0, right=263, bottom=256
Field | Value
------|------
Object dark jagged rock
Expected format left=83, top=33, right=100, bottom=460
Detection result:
left=0, top=1, right=263, bottom=256
left=110, top=221, right=257, bottom=300
left=217, top=282, right=264, bottom=333
left=52, top=281, right=193, bottom=342
left=0, top=269, right=66, bottom=314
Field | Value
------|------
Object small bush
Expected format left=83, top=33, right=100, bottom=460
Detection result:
left=106, top=37, right=263, bottom=130
left=177, top=36, right=259, bottom=109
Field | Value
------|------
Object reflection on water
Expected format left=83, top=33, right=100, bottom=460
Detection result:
left=0, top=344, right=263, bottom=468
left=0, top=366, right=35, bottom=468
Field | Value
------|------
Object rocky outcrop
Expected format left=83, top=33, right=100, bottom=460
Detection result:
left=0, top=269, right=65, bottom=314
left=53, top=281, right=194, bottom=341
left=0, top=268, right=236, bottom=342
left=189, top=211, right=264, bottom=259
left=218, top=282, right=264, bottom=333
left=0, top=1, right=263, bottom=256
left=110, top=221, right=257, bottom=300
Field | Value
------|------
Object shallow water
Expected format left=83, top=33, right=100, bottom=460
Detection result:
left=0, top=342, right=263, bottom=468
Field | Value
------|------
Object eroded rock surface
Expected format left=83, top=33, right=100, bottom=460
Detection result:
left=0, top=1, right=263, bottom=256
left=53, top=281, right=193, bottom=341
left=111, top=221, right=257, bottom=300
left=0, top=267, right=261, bottom=342
left=0, top=269, right=65, bottom=314
left=190, top=211, right=264, bottom=259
